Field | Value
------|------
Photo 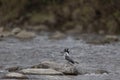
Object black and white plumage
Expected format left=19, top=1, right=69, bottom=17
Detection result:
left=62, top=48, right=79, bottom=64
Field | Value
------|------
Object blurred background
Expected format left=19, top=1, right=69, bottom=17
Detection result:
left=0, top=0, right=120, bottom=35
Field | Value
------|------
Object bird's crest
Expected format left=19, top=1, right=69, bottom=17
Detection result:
left=64, top=48, right=69, bottom=53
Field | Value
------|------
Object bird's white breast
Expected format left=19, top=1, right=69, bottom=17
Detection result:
left=64, top=52, right=69, bottom=56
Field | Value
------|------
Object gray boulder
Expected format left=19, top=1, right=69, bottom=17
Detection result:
left=31, top=61, right=78, bottom=75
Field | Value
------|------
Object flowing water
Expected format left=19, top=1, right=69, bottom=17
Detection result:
left=0, top=35, right=120, bottom=80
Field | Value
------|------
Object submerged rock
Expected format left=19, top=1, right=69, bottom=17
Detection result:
left=20, top=68, right=62, bottom=75
left=3, top=72, right=28, bottom=79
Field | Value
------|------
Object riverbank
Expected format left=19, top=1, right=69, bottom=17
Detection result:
left=0, top=0, right=120, bottom=34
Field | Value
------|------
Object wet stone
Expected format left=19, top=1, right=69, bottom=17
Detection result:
left=20, top=68, right=63, bottom=75
left=2, top=72, right=28, bottom=79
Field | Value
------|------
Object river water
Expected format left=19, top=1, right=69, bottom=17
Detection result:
left=0, top=35, right=120, bottom=80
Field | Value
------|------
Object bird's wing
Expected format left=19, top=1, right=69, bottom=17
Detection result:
left=65, top=56, right=75, bottom=64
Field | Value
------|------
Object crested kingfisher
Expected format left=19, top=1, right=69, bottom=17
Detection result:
left=61, top=48, right=79, bottom=64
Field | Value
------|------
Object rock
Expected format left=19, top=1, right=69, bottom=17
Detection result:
left=0, top=31, right=11, bottom=37
left=20, top=68, right=62, bottom=75
left=11, top=27, right=21, bottom=35
left=38, top=61, right=109, bottom=75
left=32, top=61, right=78, bottom=75
left=50, top=31, right=65, bottom=40
left=15, top=30, right=36, bottom=39
left=3, top=72, right=28, bottom=79
left=76, top=65, right=109, bottom=75
left=105, top=35, right=119, bottom=42
left=61, top=65, right=78, bottom=75
left=5, top=66, right=22, bottom=72
left=40, top=61, right=64, bottom=71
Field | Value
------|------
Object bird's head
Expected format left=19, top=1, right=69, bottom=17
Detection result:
left=61, top=48, right=70, bottom=55
left=63, top=48, right=69, bottom=53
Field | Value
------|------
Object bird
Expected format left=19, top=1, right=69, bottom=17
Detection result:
left=61, top=48, right=79, bottom=64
